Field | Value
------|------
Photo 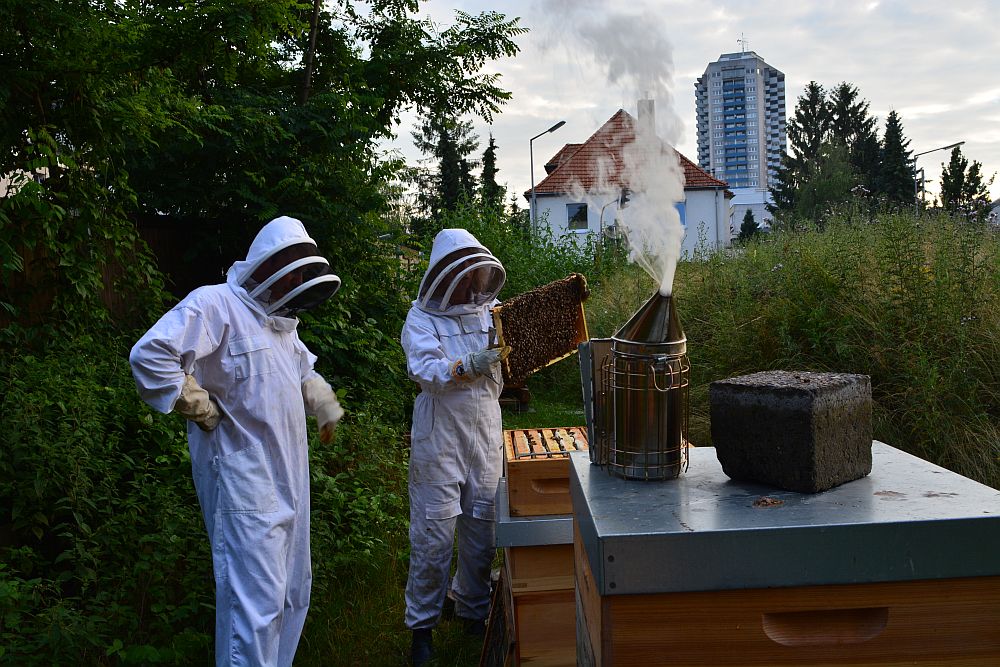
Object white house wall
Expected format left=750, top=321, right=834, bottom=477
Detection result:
left=534, top=190, right=731, bottom=257
left=682, top=189, right=731, bottom=255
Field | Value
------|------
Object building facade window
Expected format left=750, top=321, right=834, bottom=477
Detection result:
left=566, top=203, right=588, bottom=231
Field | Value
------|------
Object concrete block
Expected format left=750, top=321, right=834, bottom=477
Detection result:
left=709, top=371, right=873, bottom=493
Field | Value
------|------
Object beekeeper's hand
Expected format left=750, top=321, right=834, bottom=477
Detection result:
left=303, top=377, right=344, bottom=444
left=175, top=374, right=221, bottom=431
left=468, top=345, right=512, bottom=377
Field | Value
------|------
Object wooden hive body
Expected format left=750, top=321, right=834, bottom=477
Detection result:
left=503, top=427, right=589, bottom=517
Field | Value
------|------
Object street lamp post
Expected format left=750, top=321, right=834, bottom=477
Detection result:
left=912, top=141, right=964, bottom=214
left=529, top=120, right=566, bottom=232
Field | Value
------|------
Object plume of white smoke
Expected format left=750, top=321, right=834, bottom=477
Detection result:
left=540, top=1, right=687, bottom=295
left=622, top=110, right=686, bottom=295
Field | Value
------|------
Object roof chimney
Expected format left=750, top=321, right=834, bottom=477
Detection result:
left=637, top=98, right=655, bottom=140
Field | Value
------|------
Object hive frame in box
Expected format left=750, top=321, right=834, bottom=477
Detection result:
left=492, top=277, right=590, bottom=386
left=503, top=427, right=589, bottom=517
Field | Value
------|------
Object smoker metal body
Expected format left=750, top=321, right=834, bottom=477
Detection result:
left=579, top=293, right=689, bottom=480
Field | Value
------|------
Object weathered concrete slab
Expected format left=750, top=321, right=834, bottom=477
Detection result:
left=709, top=371, right=872, bottom=493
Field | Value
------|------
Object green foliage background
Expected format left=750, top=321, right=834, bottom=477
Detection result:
left=0, top=1, right=528, bottom=664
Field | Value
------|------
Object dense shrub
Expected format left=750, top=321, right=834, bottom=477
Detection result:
left=0, top=330, right=212, bottom=665
left=0, top=324, right=411, bottom=665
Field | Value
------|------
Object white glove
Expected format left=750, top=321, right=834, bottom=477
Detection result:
left=452, top=345, right=512, bottom=381
left=174, top=374, right=221, bottom=431
left=302, top=377, right=344, bottom=444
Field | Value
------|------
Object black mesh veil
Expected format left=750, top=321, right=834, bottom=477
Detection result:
left=246, top=243, right=341, bottom=316
left=417, top=247, right=505, bottom=311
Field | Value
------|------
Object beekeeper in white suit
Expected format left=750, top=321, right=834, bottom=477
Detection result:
left=129, top=216, right=344, bottom=667
left=401, top=228, right=510, bottom=666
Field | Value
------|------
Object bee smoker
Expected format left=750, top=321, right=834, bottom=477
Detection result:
left=580, top=292, right=689, bottom=480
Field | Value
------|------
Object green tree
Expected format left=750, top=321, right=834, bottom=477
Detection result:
left=791, top=82, right=832, bottom=159
left=480, top=133, right=506, bottom=213
left=939, top=146, right=995, bottom=221
left=1, top=1, right=526, bottom=334
left=828, top=82, right=880, bottom=187
left=769, top=81, right=831, bottom=215
left=795, top=142, right=857, bottom=224
left=408, top=113, right=480, bottom=235
left=878, top=110, right=914, bottom=206
left=738, top=209, right=761, bottom=242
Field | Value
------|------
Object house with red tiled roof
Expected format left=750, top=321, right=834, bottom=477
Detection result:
left=526, top=103, right=733, bottom=255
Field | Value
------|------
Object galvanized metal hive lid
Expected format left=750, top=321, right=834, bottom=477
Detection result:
left=570, top=443, right=1000, bottom=596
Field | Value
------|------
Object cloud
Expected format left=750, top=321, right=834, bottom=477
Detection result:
left=966, top=87, right=1000, bottom=107
left=898, top=104, right=954, bottom=119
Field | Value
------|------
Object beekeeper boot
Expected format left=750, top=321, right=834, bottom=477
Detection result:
left=411, top=628, right=434, bottom=666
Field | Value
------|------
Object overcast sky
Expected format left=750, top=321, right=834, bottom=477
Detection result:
left=384, top=0, right=999, bottom=205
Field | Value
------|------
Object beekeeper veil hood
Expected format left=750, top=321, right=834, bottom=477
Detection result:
left=230, top=216, right=341, bottom=316
left=417, top=228, right=505, bottom=315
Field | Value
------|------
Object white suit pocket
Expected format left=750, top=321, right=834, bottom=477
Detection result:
left=217, top=441, right=279, bottom=513
left=228, top=335, right=275, bottom=380
left=426, top=498, right=462, bottom=521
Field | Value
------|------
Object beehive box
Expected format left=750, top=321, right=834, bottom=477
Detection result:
left=508, top=586, right=575, bottom=665
left=481, top=566, right=517, bottom=667
left=503, top=427, right=589, bottom=517
left=576, top=523, right=1000, bottom=666
left=505, top=543, right=576, bottom=666
left=571, top=445, right=1000, bottom=666
left=496, top=470, right=580, bottom=666
left=493, top=274, right=589, bottom=387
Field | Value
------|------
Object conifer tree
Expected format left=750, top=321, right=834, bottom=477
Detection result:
left=410, top=114, right=480, bottom=222
left=769, top=81, right=830, bottom=215
left=939, top=146, right=995, bottom=220
left=738, top=209, right=761, bottom=241
left=878, top=110, right=914, bottom=206
left=479, top=134, right=505, bottom=212
left=828, top=83, right=880, bottom=189
left=795, top=142, right=856, bottom=224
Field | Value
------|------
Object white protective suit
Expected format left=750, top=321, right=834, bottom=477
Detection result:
left=129, top=216, right=342, bottom=667
left=401, top=228, right=507, bottom=629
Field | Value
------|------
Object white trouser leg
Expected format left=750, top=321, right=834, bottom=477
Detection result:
left=451, top=511, right=496, bottom=620
left=276, top=511, right=311, bottom=667
left=405, top=481, right=461, bottom=629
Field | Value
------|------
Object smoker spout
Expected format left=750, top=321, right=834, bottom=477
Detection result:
left=613, top=292, right=686, bottom=356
